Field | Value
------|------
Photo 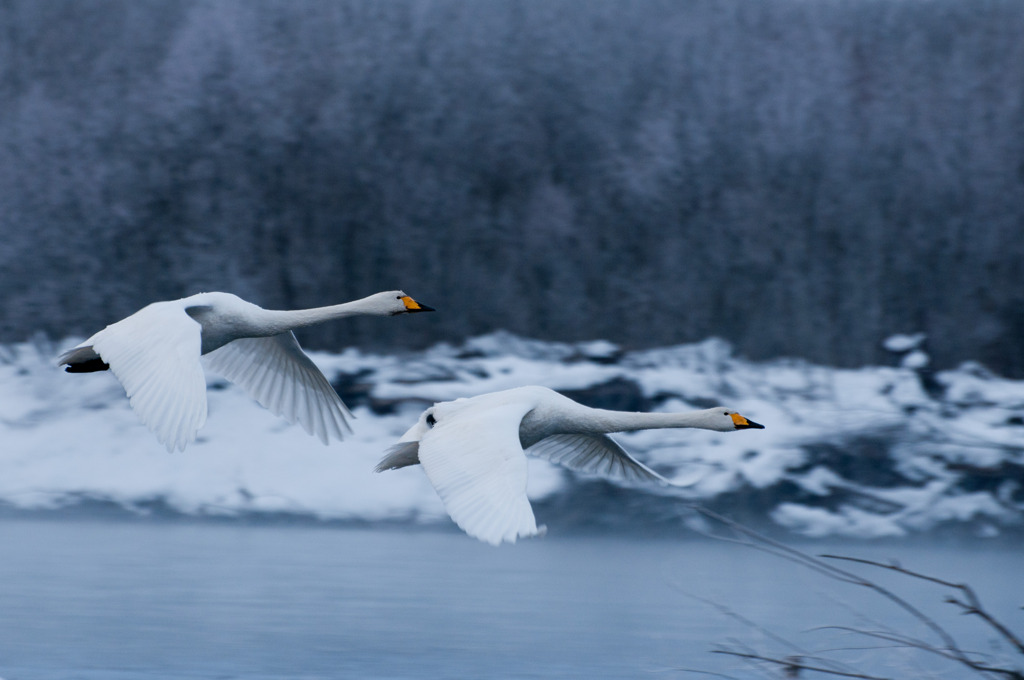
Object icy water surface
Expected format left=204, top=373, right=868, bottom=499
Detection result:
left=0, top=518, right=1020, bottom=679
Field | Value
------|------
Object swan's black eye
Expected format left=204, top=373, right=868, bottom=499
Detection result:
left=723, top=411, right=729, bottom=416
left=426, top=413, right=436, bottom=427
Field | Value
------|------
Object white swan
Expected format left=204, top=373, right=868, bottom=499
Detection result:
left=376, top=385, right=764, bottom=545
left=58, top=290, right=434, bottom=451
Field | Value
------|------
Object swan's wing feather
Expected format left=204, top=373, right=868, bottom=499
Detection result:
left=375, top=441, right=420, bottom=472
left=203, top=333, right=352, bottom=444
left=417, top=401, right=541, bottom=546
left=526, top=434, right=669, bottom=485
left=374, top=407, right=441, bottom=471
left=88, top=302, right=208, bottom=452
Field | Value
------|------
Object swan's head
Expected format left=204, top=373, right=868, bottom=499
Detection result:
left=372, top=290, right=436, bottom=316
left=705, top=408, right=765, bottom=432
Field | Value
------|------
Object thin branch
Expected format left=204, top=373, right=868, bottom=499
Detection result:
left=683, top=591, right=806, bottom=656
left=816, top=626, right=1024, bottom=680
left=677, top=590, right=875, bottom=679
left=815, top=625, right=978, bottom=665
left=690, top=505, right=967, bottom=658
left=820, top=554, right=964, bottom=590
left=688, top=505, right=1024, bottom=680
left=653, top=667, right=743, bottom=679
left=683, top=504, right=873, bottom=586
left=810, top=625, right=944, bottom=658
left=712, top=649, right=891, bottom=680
left=822, top=554, right=1024, bottom=657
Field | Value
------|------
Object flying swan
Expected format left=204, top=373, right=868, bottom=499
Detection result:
left=376, top=385, right=764, bottom=545
left=58, top=290, right=434, bottom=451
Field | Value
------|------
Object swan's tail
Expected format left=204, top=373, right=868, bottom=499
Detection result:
left=374, top=441, right=421, bottom=472
left=57, top=345, right=110, bottom=373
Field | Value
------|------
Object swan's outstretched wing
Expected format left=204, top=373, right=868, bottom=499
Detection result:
left=526, top=434, right=669, bottom=485
left=203, top=333, right=353, bottom=444
left=78, top=302, right=208, bottom=452
left=417, top=400, right=542, bottom=546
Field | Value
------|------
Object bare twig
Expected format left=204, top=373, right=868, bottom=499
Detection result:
left=679, top=591, right=872, bottom=679
left=655, top=666, right=743, bottom=679
left=810, top=625, right=942, bottom=657
left=683, top=592, right=806, bottom=656
left=711, top=649, right=891, bottom=680
left=689, top=504, right=969, bottom=658
left=816, top=625, right=999, bottom=667
left=687, top=504, right=1024, bottom=680
left=822, top=554, right=1024, bottom=658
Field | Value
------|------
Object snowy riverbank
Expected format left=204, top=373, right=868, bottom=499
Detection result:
left=2, top=332, right=1021, bottom=539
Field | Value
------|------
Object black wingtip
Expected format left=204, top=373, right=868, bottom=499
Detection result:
left=64, top=358, right=110, bottom=373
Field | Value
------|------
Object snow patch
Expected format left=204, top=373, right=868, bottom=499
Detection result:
left=883, top=333, right=926, bottom=353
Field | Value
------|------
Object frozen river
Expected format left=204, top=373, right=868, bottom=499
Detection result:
left=0, top=517, right=1020, bottom=679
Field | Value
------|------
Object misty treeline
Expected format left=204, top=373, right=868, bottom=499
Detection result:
left=1, top=0, right=1023, bottom=375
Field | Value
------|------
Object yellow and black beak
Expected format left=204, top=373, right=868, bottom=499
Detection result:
left=401, top=296, right=435, bottom=313
left=730, top=413, right=765, bottom=430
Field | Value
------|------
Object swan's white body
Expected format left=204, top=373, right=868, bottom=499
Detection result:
left=376, top=385, right=764, bottom=546
left=58, top=290, right=433, bottom=451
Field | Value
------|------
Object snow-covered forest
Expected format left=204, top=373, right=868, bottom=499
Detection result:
left=2, top=0, right=1023, bottom=376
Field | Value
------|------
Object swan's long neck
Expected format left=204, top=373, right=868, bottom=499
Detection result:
left=254, top=298, right=385, bottom=335
left=570, top=407, right=715, bottom=434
